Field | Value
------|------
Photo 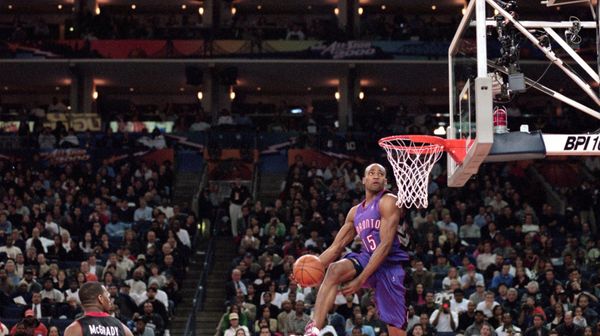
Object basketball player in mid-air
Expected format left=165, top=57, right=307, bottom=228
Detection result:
left=304, top=163, right=409, bottom=336
left=64, top=282, right=133, bottom=336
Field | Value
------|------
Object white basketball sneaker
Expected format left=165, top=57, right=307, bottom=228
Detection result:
left=304, top=321, right=320, bottom=336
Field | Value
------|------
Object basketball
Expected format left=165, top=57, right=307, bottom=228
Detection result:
left=293, top=255, right=325, bottom=287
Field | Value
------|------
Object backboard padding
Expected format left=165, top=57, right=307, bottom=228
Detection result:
left=447, top=0, right=494, bottom=187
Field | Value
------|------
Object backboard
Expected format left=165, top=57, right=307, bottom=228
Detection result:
left=444, top=0, right=600, bottom=188
left=447, top=0, right=494, bottom=187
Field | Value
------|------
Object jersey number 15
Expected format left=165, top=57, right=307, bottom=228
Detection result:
left=363, top=234, right=377, bottom=252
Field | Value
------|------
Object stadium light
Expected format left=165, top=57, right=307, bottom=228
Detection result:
left=434, top=125, right=447, bottom=135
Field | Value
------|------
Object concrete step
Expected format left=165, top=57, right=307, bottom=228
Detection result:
left=259, top=175, right=285, bottom=187
left=204, top=292, right=226, bottom=299
left=173, top=195, right=196, bottom=201
left=171, top=318, right=189, bottom=325
left=176, top=173, right=202, bottom=181
left=174, top=177, right=200, bottom=184
left=196, top=313, right=224, bottom=322
left=174, top=186, right=199, bottom=192
left=260, top=181, right=282, bottom=188
left=179, top=290, right=198, bottom=298
left=171, top=315, right=189, bottom=322
left=214, top=242, right=236, bottom=250
left=175, top=175, right=200, bottom=181
left=258, top=171, right=286, bottom=200
left=183, top=271, right=203, bottom=278
left=207, top=275, right=229, bottom=283
left=174, top=308, right=196, bottom=316
left=173, top=198, right=192, bottom=206
left=213, top=256, right=236, bottom=262
left=213, top=252, right=236, bottom=258
left=198, top=328, right=218, bottom=333
left=207, top=275, right=228, bottom=282
left=204, top=297, right=226, bottom=307
left=213, top=254, right=236, bottom=260
left=179, top=236, right=243, bottom=335
left=206, top=279, right=229, bottom=286
left=184, top=272, right=203, bottom=279
left=208, top=266, right=230, bottom=273
left=205, top=287, right=225, bottom=294
left=260, top=183, right=282, bottom=191
left=175, top=185, right=199, bottom=192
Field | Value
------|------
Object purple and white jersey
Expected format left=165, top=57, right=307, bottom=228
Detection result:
left=353, top=190, right=410, bottom=262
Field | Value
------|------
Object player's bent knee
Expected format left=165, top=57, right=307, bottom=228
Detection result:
left=324, top=259, right=355, bottom=284
left=387, top=326, right=406, bottom=336
left=324, top=262, right=343, bottom=282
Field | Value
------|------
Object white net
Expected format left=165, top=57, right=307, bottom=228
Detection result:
left=379, top=136, right=445, bottom=209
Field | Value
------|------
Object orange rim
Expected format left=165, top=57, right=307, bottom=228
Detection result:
left=378, top=135, right=467, bottom=164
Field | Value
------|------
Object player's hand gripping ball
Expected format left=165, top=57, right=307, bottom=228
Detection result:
left=293, top=255, right=325, bottom=287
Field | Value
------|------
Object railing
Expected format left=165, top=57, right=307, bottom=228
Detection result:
left=183, top=217, right=218, bottom=336
left=251, top=163, right=260, bottom=201
left=191, top=165, right=209, bottom=222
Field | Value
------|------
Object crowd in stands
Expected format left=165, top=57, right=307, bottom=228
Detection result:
left=0, top=127, right=197, bottom=336
left=1, top=9, right=460, bottom=43
left=358, top=14, right=457, bottom=42
left=213, top=152, right=600, bottom=336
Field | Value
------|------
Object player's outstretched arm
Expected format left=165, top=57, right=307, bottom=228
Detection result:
left=342, top=195, right=402, bottom=295
left=64, top=322, right=82, bottom=336
left=122, top=323, right=134, bottom=336
left=319, top=206, right=357, bottom=267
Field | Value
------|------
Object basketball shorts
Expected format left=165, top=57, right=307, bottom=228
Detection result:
left=344, top=252, right=407, bottom=329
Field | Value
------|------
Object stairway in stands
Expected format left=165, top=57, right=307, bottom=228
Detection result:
left=173, top=149, right=205, bottom=207
left=194, top=236, right=237, bottom=336
left=172, top=171, right=203, bottom=207
left=170, top=239, right=207, bottom=335
left=170, top=150, right=207, bottom=335
left=257, top=171, right=286, bottom=205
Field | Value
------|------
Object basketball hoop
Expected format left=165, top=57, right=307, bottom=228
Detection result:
left=379, top=135, right=467, bottom=208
